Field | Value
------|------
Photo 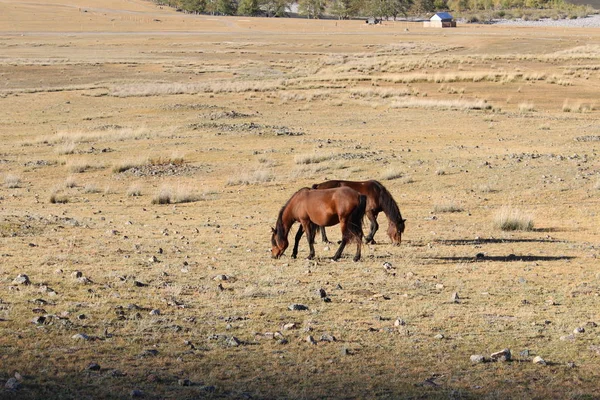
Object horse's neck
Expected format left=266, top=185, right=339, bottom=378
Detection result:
left=280, top=206, right=296, bottom=235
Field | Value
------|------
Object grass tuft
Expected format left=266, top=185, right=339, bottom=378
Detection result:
left=494, top=207, right=534, bottom=231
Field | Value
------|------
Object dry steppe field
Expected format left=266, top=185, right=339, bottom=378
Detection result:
left=2, top=1, right=600, bottom=399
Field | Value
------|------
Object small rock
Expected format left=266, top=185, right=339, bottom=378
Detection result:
left=4, top=377, right=20, bottom=390
left=178, top=379, right=192, bottom=386
left=72, top=333, right=90, bottom=341
left=77, top=314, right=86, bottom=320
left=149, top=309, right=160, bottom=316
left=320, top=334, right=336, bottom=342
left=490, top=348, right=511, bottom=362
left=341, top=346, right=350, bottom=356
left=532, top=356, right=547, bottom=365
left=149, top=255, right=159, bottom=263
left=288, top=304, right=308, bottom=311
left=12, top=274, right=30, bottom=285
left=133, top=281, right=147, bottom=287
left=394, top=319, right=406, bottom=327
left=586, top=321, right=598, bottom=328
left=214, top=274, right=229, bottom=281
left=306, top=335, right=317, bottom=345
left=226, top=336, right=241, bottom=347
left=434, top=333, right=445, bottom=340
left=146, top=374, right=158, bottom=382
left=573, top=327, right=585, bottom=334
left=382, top=262, right=393, bottom=270
left=451, top=292, right=460, bottom=303
left=130, top=389, right=144, bottom=398
left=14, top=373, right=23, bottom=382
left=435, top=283, right=444, bottom=289
left=87, top=362, right=101, bottom=371
left=32, top=316, right=46, bottom=325
left=139, top=349, right=158, bottom=357
left=520, top=349, right=530, bottom=357
left=283, top=323, right=297, bottom=330
left=470, top=354, right=485, bottom=364
left=317, top=288, right=327, bottom=298
left=566, top=361, right=576, bottom=369
left=77, top=276, right=92, bottom=284
left=72, top=271, right=83, bottom=279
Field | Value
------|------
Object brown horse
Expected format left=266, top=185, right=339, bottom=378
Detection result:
left=311, top=180, right=405, bottom=245
left=271, top=187, right=366, bottom=262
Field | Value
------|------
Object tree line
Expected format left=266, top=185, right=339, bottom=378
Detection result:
left=151, top=0, right=590, bottom=20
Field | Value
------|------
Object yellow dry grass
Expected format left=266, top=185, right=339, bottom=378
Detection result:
left=1, top=1, right=600, bottom=399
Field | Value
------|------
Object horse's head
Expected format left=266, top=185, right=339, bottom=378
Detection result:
left=271, top=227, right=288, bottom=258
left=387, top=219, right=406, bottom=246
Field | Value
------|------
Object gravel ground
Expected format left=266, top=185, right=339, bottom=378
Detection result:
left=490, top=13, right=600, bottom=27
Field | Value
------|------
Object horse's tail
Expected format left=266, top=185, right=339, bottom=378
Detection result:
left=347, top=194, right=366, bottom=243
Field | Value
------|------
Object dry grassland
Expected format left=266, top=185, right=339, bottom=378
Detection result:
left=2, top=1, right=600, bottom=399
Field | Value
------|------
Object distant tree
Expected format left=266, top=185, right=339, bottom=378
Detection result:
left=206, top=0, right=236, bottom=14
left=299, top=0, right=327, bottom=17
left=411, top=0, right=435, bottom=12
left=262, top=0, right=291, bottom=16
left=181, top=0, right=206, bottom=12
left=238, top=0, right=261, bottom=14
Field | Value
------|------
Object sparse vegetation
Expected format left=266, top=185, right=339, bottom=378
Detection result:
left=151, top=186, right=201, bottom=204
left=494, top=207, right=534, bottom=231
left=4, top=174, right=21, bottom=188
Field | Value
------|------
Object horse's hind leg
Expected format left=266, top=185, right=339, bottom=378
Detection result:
left=320, top=226, right=331, bottom=244
left=301, top=220, right=316, bottom=260
left=292, top=225, right=304, bottom=259
left=353, top=241, right=362, bottom=262
left=332, top=239, right=347, bottom=261
left=365, top=211, right=379, bottom=244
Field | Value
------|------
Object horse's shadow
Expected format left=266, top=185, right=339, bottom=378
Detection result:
left=432, top=237, right=565, bottom=246
left=426, top=254, right=575, bottom=263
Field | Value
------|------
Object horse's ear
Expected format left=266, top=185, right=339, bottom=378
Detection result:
left=402, top=219, right=407, bottom=223
left=271, top=227, right=276, bottom=233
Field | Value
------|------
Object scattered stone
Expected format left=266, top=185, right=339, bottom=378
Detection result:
left=72, top=333, right=90, bottom=341
left=320, top=334, right=336, bottom=342
left=566, top=361, right=576, bottom=369
left=4, top=377, right=20, bottom=390
left=86, top=362, right=101, bottom=371
left=149, top=309, right=160, bottom=316
left=434, top=333, right=445, bottom=340
left=341, top=346, right=350, bottom=356
left=149, top=255, right=159, bottom=263
left=214, top=274, right=229, bottom=281
left=226, top=336, right=241, bottom=347
left=532, top=356, right=547, bottom=365
left=573, top=327, right=585, bottom=334
left=12, top=274, right=30, bottom=285
left=14, top=373, right=23, bottom=382
left=586, top=321, right=598, bottom=328
left=306, top=335, right=317, bottom=345
left=382, top=262, right=394, bottom=271
left=520, top=349, right=530, bottom=357
left=133, top=280, right=147, bottom=287
left=178, top=379, right=192, bottom=386
left=32, top=316, right=46, bottom=325
left=77, top=314, right=86, bottom=320
left=490, top=348, right=511, bottom=362
left=545, top=299, right=557, bottom=306
left=435, top=283, right=444, bottom=289
left=130, top=389, right=144, bottom=398
left=451, top=292, right=460, bottom=303
left=288, top=304, right=308, bottom=311
left=283, top=323, right=297, bottom=330
left=317, top=288, right=327, bottom=298
left=72, top=271, right=83, bottom=279
left=146, top=374, right=158, bottom=382
left=77, top=276, right=92, bottom=285
left=139, top=349, right=159, bottom=357
left=470, top=354, right=485, bottom=364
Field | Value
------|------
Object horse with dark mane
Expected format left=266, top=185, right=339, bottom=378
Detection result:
left=271, top=187, right=367, bottom=262
left=311, top=180, right=405, bottom=245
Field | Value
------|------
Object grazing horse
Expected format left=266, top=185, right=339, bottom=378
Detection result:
left=271, top=187, right=366, bottom=261
left=311, top=180, right=405, bottom=245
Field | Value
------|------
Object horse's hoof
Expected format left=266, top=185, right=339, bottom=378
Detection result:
left=353, top=257, right=360, bottom=262
left=291, top=255, right=297, bottom=259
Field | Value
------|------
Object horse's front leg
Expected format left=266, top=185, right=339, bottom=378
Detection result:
left=365, top=211, right=379, bottom=244
left=332, top=221, right=347, bottom=261
left=292, top=224, right=303, bottom=259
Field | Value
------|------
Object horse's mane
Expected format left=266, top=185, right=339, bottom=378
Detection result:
left=275, top=187, right=310, bottom=241
left=372, top=180, right=404, bottom=226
